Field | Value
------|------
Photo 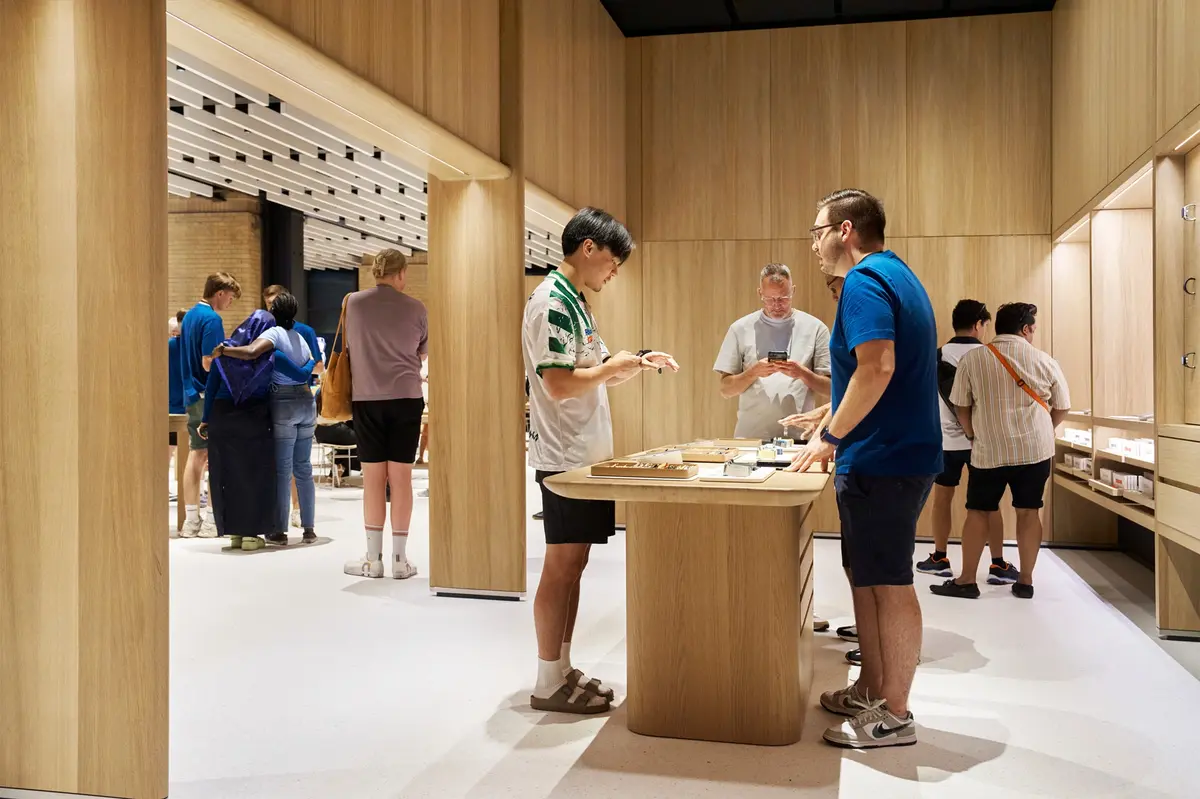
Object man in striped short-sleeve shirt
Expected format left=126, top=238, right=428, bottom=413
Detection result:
left=932, top=302, right=1070, bottom=601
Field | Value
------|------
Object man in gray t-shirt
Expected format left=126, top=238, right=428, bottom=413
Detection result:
left=713, top=263, right=831, bottom=440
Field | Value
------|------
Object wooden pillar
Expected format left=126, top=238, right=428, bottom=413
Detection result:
left=427, top=0, right=527, bottom=596
left=0, top=2, right=168, bottom=797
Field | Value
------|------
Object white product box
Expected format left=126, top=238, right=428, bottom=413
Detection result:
left=1114, top=472, right=1139, bottom=490
left=1065, top=453, right=1078, bottom=468
left=1100, top=467, right=1114, bottom=485
left=1138, top=475, right=1155, bottom=498
left=1108, top=437, right=1129, bottom=454
left=1135, top=439, right=1155, bottom=461
left=1077, top=457, right=1092, bottom=471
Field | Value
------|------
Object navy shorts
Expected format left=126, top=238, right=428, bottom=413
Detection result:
left=966, top=459, right=1052, bottom=512
left=836, top=473, right=935, bottom=587
left=934, top=448, right=972, bottom=487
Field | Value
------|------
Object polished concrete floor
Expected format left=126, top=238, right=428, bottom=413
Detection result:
left=166, top=472, right=1200, bottom=798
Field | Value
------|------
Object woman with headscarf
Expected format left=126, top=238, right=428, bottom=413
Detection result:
left=217, top=290, right=319, bottom=545
left=198, top=308, right=313, bottom=551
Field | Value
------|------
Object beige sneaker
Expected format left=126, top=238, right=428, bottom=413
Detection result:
left=392, top=558, right=418, bottom=580
left=344, top=557, right=385, bottom=578
left=180, top=518, right=203, bottom=538
left=820, top=683, right=871, bottom=717
left=198, top=518, right=219, bottom=538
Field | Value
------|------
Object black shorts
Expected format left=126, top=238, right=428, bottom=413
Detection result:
left=965, top=458, right=1052, bottom=512
left=536, top=470, right=616, bottom=546
left=352, top=398, right=424, bottom=464
left=934, top=448, right=972, bottom=487
left=836, top=473, right=934, bottom=587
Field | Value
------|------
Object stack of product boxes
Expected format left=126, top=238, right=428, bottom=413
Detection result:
left=1063, top=452, right=1093, bottom=473
left=1099, top=437, right=1155, bottom=498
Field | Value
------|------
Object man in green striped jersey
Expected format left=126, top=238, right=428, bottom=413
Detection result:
left=523, top=207, right=678, bottom=714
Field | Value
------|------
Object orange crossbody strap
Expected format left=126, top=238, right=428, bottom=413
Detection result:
left=986, top=344, right=1049, bottom=412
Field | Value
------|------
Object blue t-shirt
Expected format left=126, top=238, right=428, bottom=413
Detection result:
left=294, top=321, right=322, bottom=386
left=168, top=337, right=185, bottom=414
left=179, top=301, right=227, bottom=407
left=830, top=251, right=942, bottom=476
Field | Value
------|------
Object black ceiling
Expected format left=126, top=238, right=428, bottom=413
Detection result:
left=600, top=0, right=1056, bottom=37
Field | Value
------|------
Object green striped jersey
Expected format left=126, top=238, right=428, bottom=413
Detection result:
left=522, top=270, right=613, bottom=471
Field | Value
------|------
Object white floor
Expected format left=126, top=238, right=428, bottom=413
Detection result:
left=167, top=471, right=1200, bottom=799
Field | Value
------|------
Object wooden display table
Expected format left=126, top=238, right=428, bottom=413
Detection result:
left=544, top=445, right=829, bottom=746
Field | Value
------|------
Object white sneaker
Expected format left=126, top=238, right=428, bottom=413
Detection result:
left=344, top=557, right=384, bottom=578
left=180, top=518, right=203, bottom=538
left=198, top=518, right=219, bottom=538
left=290, top=508, right=302, bottom=529
left=392, top=558, right=418, bottom=580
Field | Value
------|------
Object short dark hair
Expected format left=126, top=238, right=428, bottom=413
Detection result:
left=817, top=189, right=886, bottom=244
left=561, top=207, right=635, bottom=264
left=995, top=302, right=1038, bottom=335
left=269, top=290, right=299, bottom=330
left=951, top=299, right=991, bottom=333
left=175, top=308, right=187, bottom=323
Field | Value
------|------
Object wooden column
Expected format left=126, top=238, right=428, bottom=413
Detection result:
left=427, top=0, right=527, bottom=596
left=0, top=2, right=168, bottom=797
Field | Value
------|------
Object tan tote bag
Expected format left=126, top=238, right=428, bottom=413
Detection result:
left=322, top=296, right=353, bottom=421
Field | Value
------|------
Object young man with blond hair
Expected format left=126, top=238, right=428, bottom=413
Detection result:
left=178, top=272, right=241, bottom=538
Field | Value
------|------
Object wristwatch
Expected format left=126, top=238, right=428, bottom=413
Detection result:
left=820, top=428, right=842, bottom=446
left=636, top=349, right=662, bottom=374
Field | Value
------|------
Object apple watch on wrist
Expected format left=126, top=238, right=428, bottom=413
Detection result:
left=820, top=428, right=842, bottom=446
left=636, top=348, right=661, bottom=374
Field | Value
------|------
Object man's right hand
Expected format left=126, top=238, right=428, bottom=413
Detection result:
left=747, top=358, right=778, bottom=380
left=608, top=350, right=645, bottom=377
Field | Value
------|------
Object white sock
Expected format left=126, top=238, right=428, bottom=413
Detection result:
left=533, top=657, right=567, bottom=699
left=203, top=506, right=214, bottom=523
left=185, top=505, right=199, bottom=523
left=365, top=525, right=383, bottom=561
left=392, top=532, right=408, bottom=563
left=560, top=641, right=573, bottom=674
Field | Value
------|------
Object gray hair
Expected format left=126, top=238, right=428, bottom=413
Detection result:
left=760, top=263, right=792, bottom=284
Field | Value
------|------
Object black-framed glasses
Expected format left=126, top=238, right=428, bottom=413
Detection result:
left=809, top=223, right=838, bottom=241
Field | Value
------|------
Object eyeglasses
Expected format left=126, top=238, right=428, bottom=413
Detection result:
left=809, top=223, right=839, bottom=242
left=760, top=292, right=794, bottom=306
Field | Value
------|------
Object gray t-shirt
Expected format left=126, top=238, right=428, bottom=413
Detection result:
left=713, top=309, right=831, bottom=439
left=345, top=285, right=428, bottom=402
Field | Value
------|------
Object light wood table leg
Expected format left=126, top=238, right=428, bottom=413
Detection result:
left=174, top=416, right=189, bottom=532
left=625, top=501, right=815, bottom=746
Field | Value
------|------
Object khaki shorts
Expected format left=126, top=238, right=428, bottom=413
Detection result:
left=187, top=398, right=208, bottom=451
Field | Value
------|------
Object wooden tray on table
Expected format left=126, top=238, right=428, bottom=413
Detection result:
left=589, top=460, right=699, bottom=479
left=681, top=447, right=738, bottom=463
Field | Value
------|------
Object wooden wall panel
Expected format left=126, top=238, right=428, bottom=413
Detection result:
left=1052, top=0, right=1155, bottom=229
left=907, top=14, right=1051, bottom=236
left=642, top=31, right=771, bottom=241
left=1157, top=0, right=1200, bottom=139
left=641, top=240, right=773, bottom=447
left=1052, top=242, right=1094, bottom=411
left=1182, top=148, right=1200, bottom=424
left=524, top=0, right=626, bottom=215
left=237, top=0, right=500, bottom=158
left=770, top=23, right=908, bottom=239
left=1091, top=209, right=1155, bottom=417
left=1155, top=156, right=1187, bottom=426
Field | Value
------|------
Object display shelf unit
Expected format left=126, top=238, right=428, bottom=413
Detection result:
left=1056, top=437, right=1093, bottom=455
left=1095, top=449, right=1155, bottom=471
left=1054, top=474, right=1155, bottom=528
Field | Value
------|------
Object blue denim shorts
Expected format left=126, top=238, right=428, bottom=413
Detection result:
left=836, top=473, right=934, bottom=587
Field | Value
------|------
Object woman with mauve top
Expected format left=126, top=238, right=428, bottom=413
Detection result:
left=341, top=248, right=428, bottom=580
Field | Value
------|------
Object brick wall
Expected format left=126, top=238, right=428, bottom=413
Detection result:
left=167, top=194, right=262, bottom=333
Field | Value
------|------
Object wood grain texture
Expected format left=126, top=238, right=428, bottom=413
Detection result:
left=171, top=0, right=506, bottom=177
left=1185, top=148, right=1200, bottom=424
left=641, top=240, right=773, bottom=446
left=770, top=22, right=908, bottom=239
left=1051, top=0, right=1155, bottom=229
left=1158, top=436, right=1200, bottom=489
left=642, top=31, right=771, bottom=241
left=907, top=14, right=1051, bottom=236
left=1053, top=479, right=1119, bottom=546
left=1090, top=209, right=1155, bottom=417
left=626, top=501, right=813, bottom=745
left=1158, top=483, right=1200, bottom=545
left=523, top=0, right=626, bottom=215
left=1157, top=534, right=1200, bottom=632
left=1157, top=0, right=1200, bottom=138
left=1156, top=156, right=1187, bottom=426
left=0, top=1, right=168, bottom=796
left=1052, top=242, right=1093, bottom=411
left=426, top=0, right=525, bottom=594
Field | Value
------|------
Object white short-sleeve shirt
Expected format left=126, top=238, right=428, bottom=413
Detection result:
left=522, top=271, right=613, bottom=472
left=712, top=309, right=832, bottom=440
left=258, top=326, right=312, bottom=386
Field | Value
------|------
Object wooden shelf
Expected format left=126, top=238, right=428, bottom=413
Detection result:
left=1095, top=449, right=1156, bottom=471
left=1088, top=478, right=1123, bottom=497
left=1055, top=463, right=1092, bottom=480
left=1056, top=437, right=1093, bottom=454
left=1066, top=411, right=1092, bottom=422
left=1054, top=474, right=1155, bottom=529
left=1122, top=489, right=1156, bottom=510
left=1159, top=424, right=1200, bottom=444
left=1093, top=415, right=1155, bottom=435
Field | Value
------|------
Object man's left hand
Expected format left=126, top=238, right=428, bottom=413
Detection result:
left=639, top=351, right=680, bottom=372
left=775, top=360, right=811, bottom=380
left=786, top=436, right=834, bottom=473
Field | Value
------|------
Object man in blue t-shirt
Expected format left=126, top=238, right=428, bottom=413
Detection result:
left=789, top=189, right=941, bottom=751
left=178, top=272, right=241, bottom=537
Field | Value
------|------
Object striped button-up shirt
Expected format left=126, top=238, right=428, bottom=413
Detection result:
left=949, top=334, right=1070, bottom=469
